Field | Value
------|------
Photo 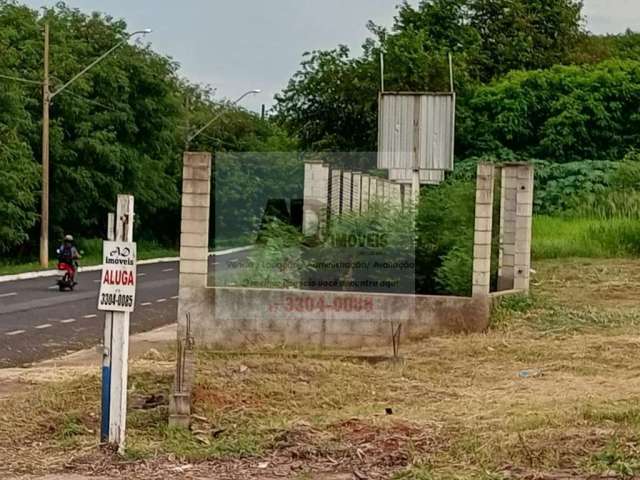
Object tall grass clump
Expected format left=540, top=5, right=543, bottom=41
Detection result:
left=533, top=216, right=640, bottom=259
left=533, top=157, right=640, bottom=259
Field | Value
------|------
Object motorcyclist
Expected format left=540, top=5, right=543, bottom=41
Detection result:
left=56, top=234, right=81, bottom=284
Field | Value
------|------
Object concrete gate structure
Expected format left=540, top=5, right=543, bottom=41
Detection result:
left=169, top=153, right=534, bottom=426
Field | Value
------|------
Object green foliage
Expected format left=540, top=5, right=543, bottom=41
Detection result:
left=592, top=440, right=640, bottom=477
left=416, top=179, right=475, bottom=295
left=435, top=245, right=472, bottom=296
left=275, top=0, right=585, bottom=152
left=533, top=160, right=617, bottom=215
left=0, top=1, right=295, bottom=260
left=466, top=61, right=640, bottom=161
left=0, top=130, right=39, bottom=252
left=316, top=202, right=417, bottom=293
left=532, top=216, right=640, bottom=259
left=230, top=219, right=308, bottom=289
left=213, top=153, right=303, bottom=244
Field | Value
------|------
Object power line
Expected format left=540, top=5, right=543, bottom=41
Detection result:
left=0, top=73, right=41, bottom=85
left=56, top=89, right=120, bottom=113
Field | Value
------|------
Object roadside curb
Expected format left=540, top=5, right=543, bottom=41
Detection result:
left=0, top=246, right=252, bottom=284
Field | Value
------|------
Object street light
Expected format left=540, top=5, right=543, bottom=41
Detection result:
left=185, top=89, right=261, bottom=149
left=39, top=25, right=152, bottom=267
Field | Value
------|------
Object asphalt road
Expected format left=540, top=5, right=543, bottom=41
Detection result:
left=0, top=249, right=250, bottom=367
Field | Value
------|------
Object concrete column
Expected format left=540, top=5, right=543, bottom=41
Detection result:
left=330, top=169, right=342, bottom=217
left=369, top=177, right=378, bottom=205
left=352, top=172, right=362, bottom=213
left=402, top=184, right=413, bottom=210
left=513, top=164, right=534, bottom=291
left=498, top=166, right=517, bottom=291
left=171, top=152, right=212, bottom=427
left=361, top=174, right=370, bottom=212
left=472, top=163, right=495, bottom=297
left=179, top=153, right=211, bottom=291
left=342, top=170, right=352, bottom=213
left=378, top=178, right=389, bottom=203
left=302, top=161, right=330, bottom=236
left=390, top=182, right=402, bottom=208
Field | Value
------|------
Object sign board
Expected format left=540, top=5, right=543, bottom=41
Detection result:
left=377, top=92, right=455, bottom=172
left=98, top=240, right=137, bottom=312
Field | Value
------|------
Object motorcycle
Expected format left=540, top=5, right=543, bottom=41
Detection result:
left=56, top=250, right=80, bottom=292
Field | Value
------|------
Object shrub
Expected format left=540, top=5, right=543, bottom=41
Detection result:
left=416, top=178, right=476, bottom=295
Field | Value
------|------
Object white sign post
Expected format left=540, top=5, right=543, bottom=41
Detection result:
left=98, top=194, right=135, bottom=453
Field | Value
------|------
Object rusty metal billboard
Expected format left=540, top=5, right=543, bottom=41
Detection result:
left=377, top=92, right=455, bottom=172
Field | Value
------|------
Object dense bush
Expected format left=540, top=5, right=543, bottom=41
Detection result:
left=465, top=61, right=640, bottom=161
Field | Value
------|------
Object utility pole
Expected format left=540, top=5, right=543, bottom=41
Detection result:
left=36, top=25, right=151, bottom=267
left=40, top=23, right=50, bottom=268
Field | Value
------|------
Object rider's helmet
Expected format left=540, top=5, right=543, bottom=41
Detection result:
left=64, top=234, right=73, bottom=243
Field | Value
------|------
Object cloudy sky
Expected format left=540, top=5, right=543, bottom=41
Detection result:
left=21, top=0, right=640, bottom=112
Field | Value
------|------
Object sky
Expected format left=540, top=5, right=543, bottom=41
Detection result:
left=20, top=0, right=640, bottom=113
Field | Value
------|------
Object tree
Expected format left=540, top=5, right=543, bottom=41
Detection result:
left=463, top=60, right=640, bottom=161
left=274, top=0, right=585, bottom=152
left=467, top=0, right=583, bottom=80
left=0, top=1, right=296, bottom=258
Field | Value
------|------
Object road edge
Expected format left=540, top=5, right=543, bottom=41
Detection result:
left=0, top=246, right=252, bottom=284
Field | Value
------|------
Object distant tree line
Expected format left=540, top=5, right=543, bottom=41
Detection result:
left=0, top=1, right=297, bottom=255
left=274, top=0, right=640, bottom=164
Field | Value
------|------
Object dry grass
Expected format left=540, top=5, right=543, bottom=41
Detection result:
left=3, top=258, right=640, bottom=479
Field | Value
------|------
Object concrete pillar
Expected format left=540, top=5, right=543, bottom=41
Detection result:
left=342, top=170, right=352, bottom=213
left=330, top=169, right=342, bottom=217
left=302, top=161, right=330, bottom=236
left=179, top=153, right=211, bottom=291
left=361, top=174, right=370, bottom=212
left=513, top=164, right=534, bottom=291
left=352, top=172, right=362, bottom=213
left=472, top=163, right=495, bottom=297
left=390, top=182, right=402, bottom=208
left=498, top=164, right=534, bottom=292
left=380, top=180, right=387, bottom=203
left=498, top=166, right=516, bottom=290
left=171, top=152, right=212, bottom=427
left=369, top=177, right=378, bottom=205
left=402, top=184, right=413, bottom=210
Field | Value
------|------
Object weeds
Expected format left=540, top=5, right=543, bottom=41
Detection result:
left=533, top=216, right=640, bottom=259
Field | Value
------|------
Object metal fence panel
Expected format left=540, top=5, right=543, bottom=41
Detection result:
left=378, top=93, right=455, bottom=171
left=387, top=168, right=445, bottom=185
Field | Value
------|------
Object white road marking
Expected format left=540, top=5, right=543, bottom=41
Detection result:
left=170, top=295, right=179, bottom=300
left=93, top=279, right=101, bottom=283
left=60, top=318, right=76, bottom=324
left=156, top=298, right=167, bottom=303
left=48, top=285, right=58, bottom=290
left=138, top=273, right=146, bottom=277
left=212, top=262, right=219, bottom=265
left=162, top=268, right=174, bottom=272
left=5, top=330, right=25, bottom=336
left=35, top=323, right=52, bottom=329
left=0, top=292, right=17, bottom=298
left=83, top=314, right=97, bottom=319
left=141, top=302, right=152, bottom=306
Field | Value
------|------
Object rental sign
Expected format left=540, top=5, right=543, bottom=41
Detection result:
left=97, top=240, right=137, bottom=312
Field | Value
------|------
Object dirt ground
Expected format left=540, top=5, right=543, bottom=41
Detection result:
left=3, top=258, right=640, bottom=479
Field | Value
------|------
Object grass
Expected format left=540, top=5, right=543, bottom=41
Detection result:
left=0, top=240, right=178, bottom=276
left=4, top=258, right=640, bottom=478
left=533, top=215, right=640, bottom=259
